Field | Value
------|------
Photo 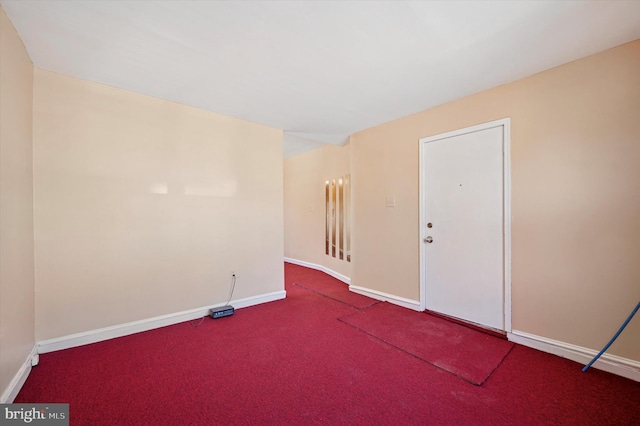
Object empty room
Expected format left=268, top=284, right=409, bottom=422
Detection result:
left=1, top=1, right=639, bottom=425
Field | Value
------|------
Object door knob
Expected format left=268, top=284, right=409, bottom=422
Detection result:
left=424, top=236, right=433, bottom=243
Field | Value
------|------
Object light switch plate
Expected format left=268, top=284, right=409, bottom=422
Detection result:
left=385, top=196, right=396, bottom=207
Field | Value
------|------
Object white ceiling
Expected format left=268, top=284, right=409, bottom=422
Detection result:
left=3, top=1, right=640, bottom=157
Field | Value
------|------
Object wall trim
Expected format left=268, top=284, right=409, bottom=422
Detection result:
left=349, top=285, right=421, bottom=311
left=284, top=257, right=350, bottom=285
left=1, top=344, right=38, bottom=403
left=509, top=330, right=640, bottom=382
left=38, top=290, right=286, bottom=354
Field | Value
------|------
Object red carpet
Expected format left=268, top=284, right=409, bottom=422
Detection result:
left=286, top=263, right=379, bottom=309
left=339, top=302, right=514, bottom=385
left=14, top=263, right=640, bottom=425
left=290, top=263, right=379, bottom=309
left=293, top=282, right=378, bottom=309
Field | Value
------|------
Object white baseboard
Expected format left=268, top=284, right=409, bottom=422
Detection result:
left=349, top=285, right=421, bottom=311
left=508, top=330, right=640, bottom=382
left=283, top=257, right=421, bottom=311
left=38, top=290, right=286, bottom=354
left=284, top=257, right=350, bottom=285
left=1, top=344, right=38, bottom=403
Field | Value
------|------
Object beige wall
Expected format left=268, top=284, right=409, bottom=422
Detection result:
left=284, top=144, right=351, bottom=278
left=0, top=7, right=36, bottom=399
left=351, top=40, right=640, bottom=361
left=33, top=69, right=284, bottom=340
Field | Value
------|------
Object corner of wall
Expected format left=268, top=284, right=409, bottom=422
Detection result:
left=0, top=4, right=37, bottom=403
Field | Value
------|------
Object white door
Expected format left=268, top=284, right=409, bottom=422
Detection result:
left=421, top=122, right=507, bottom=330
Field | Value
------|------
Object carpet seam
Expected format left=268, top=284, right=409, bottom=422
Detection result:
left=476, top=342, right=516, bottom=386
left=337, top=316, right=486, bottom=387
left=293, top=282, right=380, bottom=310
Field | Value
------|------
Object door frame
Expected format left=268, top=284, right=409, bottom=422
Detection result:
left=418, top=118, right=512, bottom=332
